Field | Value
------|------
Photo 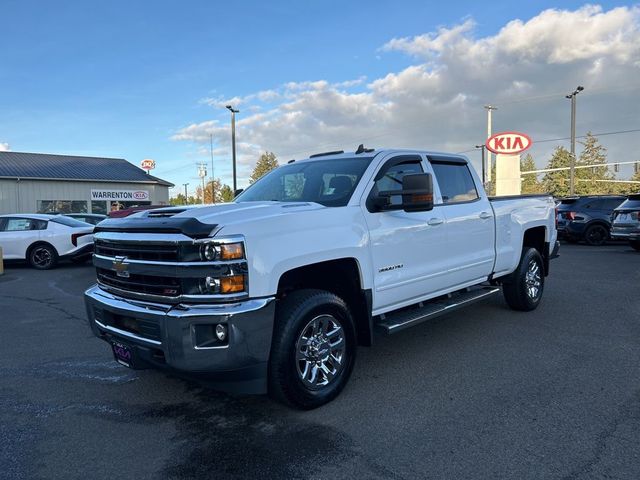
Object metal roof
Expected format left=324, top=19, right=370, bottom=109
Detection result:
left=0, top=151, right=173, bottom=186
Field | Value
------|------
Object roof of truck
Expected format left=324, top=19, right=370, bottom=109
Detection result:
left=296, top=148, right=468, bottom=163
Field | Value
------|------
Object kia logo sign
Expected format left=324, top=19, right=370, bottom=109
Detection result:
left=485, top=132, right=532, bottom=155
left=140, top=158, right=156, bottom=171
left=133, top=191, right=148, bottom=200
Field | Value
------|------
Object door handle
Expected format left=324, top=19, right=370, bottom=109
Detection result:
left=428, top=218, right=444, bottom=226
left=479, top=211, right=492, bottom=219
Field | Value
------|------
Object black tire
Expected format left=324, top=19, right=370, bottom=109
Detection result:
left=268, top=289, right=357, bottom=409
left=502, top=248, right=544, bottom=311
left=28, top=243, right=58, bottom=270
left=584, top=224, right=609, bottom=246
left=630, top=240, right=640, bottom=252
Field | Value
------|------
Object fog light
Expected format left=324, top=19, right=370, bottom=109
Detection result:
left=215, top=324, right=227, bottom=341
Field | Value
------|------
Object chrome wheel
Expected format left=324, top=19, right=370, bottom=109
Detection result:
left=32, top=247, right=53, bottom=268
left=525, top=259, right=542, bottom=299
left=295, top=314, right=345, bottom=389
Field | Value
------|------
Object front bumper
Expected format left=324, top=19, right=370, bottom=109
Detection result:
left=84, top=285, right=276, bottom=393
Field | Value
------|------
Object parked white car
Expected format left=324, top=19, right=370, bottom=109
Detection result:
left=0, top=214, right=94, bottom=269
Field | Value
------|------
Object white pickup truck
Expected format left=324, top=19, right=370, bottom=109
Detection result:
left=85, top=147, right=559, bottom=408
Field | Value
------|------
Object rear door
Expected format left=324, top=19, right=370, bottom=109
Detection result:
left=429, top=156, right=495, bottom=287
left=0, top=217, right=42, bottom=259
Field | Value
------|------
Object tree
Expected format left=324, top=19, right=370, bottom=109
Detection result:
left=170, top=193, right=199, bottom=205
left=520, top=153, right=542, bottom=194
left=541, top=146, right=572, bottom=197
left=203, top=178, right=223, bottom=203
left=575, top=132, right=614, bottom=195
left=220, top=184, right=234, bottom=202
left=250, top=152, right=279, bottom=184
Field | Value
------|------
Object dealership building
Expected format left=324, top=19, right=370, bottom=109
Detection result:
left=0, top=151, right=173, bottom=215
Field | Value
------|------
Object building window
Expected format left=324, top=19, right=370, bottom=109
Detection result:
left=38, top=200, right=88, bottom=214
left=91, top=201, right=108, bottom=215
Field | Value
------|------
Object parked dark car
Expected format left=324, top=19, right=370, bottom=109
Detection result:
left=62, top=213, right=107, bottom=225
left=556, top=195, right=626, bottom=246
left=611, top=194, right=640, bottom=251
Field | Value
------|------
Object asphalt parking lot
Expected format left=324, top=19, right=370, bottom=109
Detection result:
left=1, top=243, right=640, bottom=480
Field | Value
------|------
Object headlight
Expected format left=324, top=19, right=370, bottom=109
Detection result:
left=219, top=242, right=244, bottom=260
left=220, top=274, right=245, bottom=293
left=202, top=243, right=218, bottom=261
left=199, top=241, right=245, bottom=261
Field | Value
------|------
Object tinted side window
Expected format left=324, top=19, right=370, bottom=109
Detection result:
left=605, top=198, right=625, bottom=210
left=431, top=162, right=479, bottom=204
left=371, top=160, right=423, bottom=207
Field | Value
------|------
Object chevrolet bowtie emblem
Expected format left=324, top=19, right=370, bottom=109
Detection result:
left=113, top=256, right=130, bottom=278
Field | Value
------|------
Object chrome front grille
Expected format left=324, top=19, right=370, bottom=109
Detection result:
left=97, top=268, right=182, bottom=297
left=94, top=239, right=180, bottom=262
left=92, top=232, right=249, bottom=304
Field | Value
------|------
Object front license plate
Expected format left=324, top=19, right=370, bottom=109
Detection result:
left=111, top=341, right=133, bottom=368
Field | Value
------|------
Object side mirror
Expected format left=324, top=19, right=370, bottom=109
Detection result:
left=234, top=188, right=244, bottom=198
left=376, top=173, right=434, bottom=213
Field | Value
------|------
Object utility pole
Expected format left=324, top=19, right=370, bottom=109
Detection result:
left=484, top=105, right=497, bottom=184
left=226, top=105, right=239, bottom=193
left=182, top=183, right=189, bottom=205
left=475, top=145, right=486, bottom=186
left=197, top=163, right=207, bottom=205
left=210, top=133, right=216, bottom=203
left=566, top=86, right=584, bottom=195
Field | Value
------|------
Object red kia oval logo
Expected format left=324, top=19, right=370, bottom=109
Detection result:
left=133, top=191, right=147, bottom=200
left=485, top=132, right=532, bottom=155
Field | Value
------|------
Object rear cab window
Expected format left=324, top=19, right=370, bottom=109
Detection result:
left=429, top=158, right=479, bottom=204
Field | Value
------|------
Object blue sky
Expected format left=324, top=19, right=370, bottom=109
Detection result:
left=0, top=1, right=636, bottom=193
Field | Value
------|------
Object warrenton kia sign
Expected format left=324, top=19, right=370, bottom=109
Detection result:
left=485, top=132, right=532, bottom=155
left=91, top=189, right=150, bottom=201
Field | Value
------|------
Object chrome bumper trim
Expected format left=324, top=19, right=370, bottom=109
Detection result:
left=95, top=319, right=162, bottom=346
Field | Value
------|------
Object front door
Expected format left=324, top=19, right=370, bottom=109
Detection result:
left=362, top=154, right=450, bottom=314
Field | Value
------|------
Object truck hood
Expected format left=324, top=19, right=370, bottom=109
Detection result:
left=168, top=201, right=327, bottom=228
left=94, top=202, right=328, bottom=238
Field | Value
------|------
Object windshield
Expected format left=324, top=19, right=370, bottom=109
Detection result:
left=236, top=157, right=372, bottom=207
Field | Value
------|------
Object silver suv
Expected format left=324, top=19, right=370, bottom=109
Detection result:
left=611, top=194, right=640, bottom=251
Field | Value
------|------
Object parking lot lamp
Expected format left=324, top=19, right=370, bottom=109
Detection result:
left=566, top=86, right=584, bottom=195
left=226, top=105, right=239, bottom=192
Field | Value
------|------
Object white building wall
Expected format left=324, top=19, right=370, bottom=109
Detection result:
left=0, top=179, right=170, bottom=214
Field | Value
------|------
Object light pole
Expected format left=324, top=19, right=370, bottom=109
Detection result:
left=182, top=183, right=189, bottom=205
left=565, top=86, right=584, bottom=195
left=484, top=105, right=497, bottom=184
left=226, top=105, right=239, bottom=193
left=475, top=144, right=486, bottom=186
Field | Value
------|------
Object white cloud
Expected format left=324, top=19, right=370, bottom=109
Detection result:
left=173, top=5, right=640, bottom=186
left=0, top=142, right=10, bottom=152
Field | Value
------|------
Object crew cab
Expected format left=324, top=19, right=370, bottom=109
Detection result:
left=85, top=148, right=558, bottom=408
left=0, top=214, right=94, bottom=269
